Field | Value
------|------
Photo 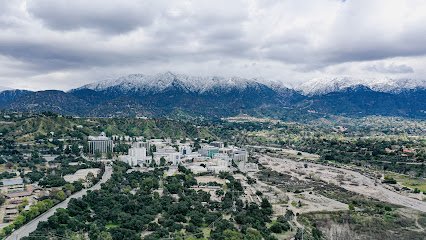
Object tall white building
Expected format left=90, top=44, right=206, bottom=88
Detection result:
left=120, top=146, right=147, bottom=167
left=88, top=132, right=113, bottom=154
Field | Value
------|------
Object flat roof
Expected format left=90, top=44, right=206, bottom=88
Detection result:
left=2, top=178, right=23, bottom=186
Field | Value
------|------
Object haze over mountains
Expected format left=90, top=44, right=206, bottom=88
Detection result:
left=0, top=72, right=425, bottom=119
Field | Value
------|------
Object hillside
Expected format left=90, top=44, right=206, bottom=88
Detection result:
left=0, top=113, right=217, bottom=142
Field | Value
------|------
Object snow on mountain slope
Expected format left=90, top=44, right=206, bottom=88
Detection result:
left=75, top=72, right=426, bottom=96
left=0, top=86, right=13, bottom=93
left=298, top=77, right=426, bottom=95
left=76, top=72, right=274, bottom=93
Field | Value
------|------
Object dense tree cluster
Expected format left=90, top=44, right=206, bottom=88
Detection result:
left=22, top=162, right=279, bottom=240
left=0, top=171, right=17, bottom=180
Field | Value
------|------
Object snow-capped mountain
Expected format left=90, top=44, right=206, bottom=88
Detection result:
left=298, top=77, right=426, bottom=95
left=76, top=72, right=281, bottom=93
left=1, top=72, right=425, bottom=119
left=0, top=86, right=13, bottom=93
left=73, top=72, right=426, bottom=96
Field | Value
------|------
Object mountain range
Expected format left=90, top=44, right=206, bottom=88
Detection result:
left=1, top=72, right=425, bottom=120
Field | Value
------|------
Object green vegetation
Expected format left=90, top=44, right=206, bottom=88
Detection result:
left=22, top=162, right=279, bottom=240
left=299, top=209, right=425, bottom=240
left=1, top=112, right=425, bottom=240
left=387, top=173, right=426, bottom=192
left=0, top=199, right=55, bottom=238
left=0, top=171, right=17, bottom=180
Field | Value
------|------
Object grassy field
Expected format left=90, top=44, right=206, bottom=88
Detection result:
left=387, top=173, right=426, bottom=192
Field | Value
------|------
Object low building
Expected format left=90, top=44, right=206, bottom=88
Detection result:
left=1, top=178, right=25, bottom=193
left=238, top=162, right=259, bottom=173
left=211, top=141, right=225, bottom=148
left=199, top=146, right=219, bottom=158
left=133, top=141, right=150, bottom=150
left=233, top=149, right=248, bottom=162
left=4, top=208, right=19, bottom=222
left=153, top=147, right=181, bottom=165
left=179, top=145, right=192, bottom=155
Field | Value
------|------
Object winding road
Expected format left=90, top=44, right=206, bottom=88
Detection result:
left=6, top=166, right=113, bottom=240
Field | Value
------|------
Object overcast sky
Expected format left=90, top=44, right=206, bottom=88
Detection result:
left=1, top=0, right=426, bottom=90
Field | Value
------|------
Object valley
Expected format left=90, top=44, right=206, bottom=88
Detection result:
left=0, top=112, right=425, bottom=239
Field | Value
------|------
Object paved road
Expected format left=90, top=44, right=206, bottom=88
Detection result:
left=6, top=166, right=113, bottom=240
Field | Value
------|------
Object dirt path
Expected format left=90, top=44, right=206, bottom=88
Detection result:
left=259, top=155, right=426, bottom=213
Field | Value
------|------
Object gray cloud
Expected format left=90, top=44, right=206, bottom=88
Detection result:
left=365, top=63, right=414, bottom=74
left=26, top=0, right=161, bottom=33
left=0, top=0, right=425, bottom=90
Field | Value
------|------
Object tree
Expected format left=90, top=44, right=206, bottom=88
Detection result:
left=73, top=180, right=84, bottom=192
left=71, top=144, right=80, bottom=155
left=26, top=170, right=44, bottom=183
left=0, top=194, right=5, bottom=206
left=39, top=174, right=66, bottom=187
left=94, top=150, right=102, bottom=160
left=160, top=157, right=166, bottom=166
left=244, top=228, right=262, bottom=240
left=64, top=183, right=76, bottom=195
left=312, top=227, right=323, bottom=240
left=98, top=231, right=113, bottom=240
left=223, top=229, right=243, bottom=240
left=261, top=198, right=273, bottom=215
left=86, top=172, right=96, bottom=186
left=51, top=189, right=67, bottom=201
left=216, top=189, right=225, bottom=196
left=270, top=222, right=290, bottom=233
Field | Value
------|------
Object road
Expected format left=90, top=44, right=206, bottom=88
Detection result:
left=6, top=166, right=113, bottom=240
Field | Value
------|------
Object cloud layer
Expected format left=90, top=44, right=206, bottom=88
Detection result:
left=0, top=0, right=425, bottom=90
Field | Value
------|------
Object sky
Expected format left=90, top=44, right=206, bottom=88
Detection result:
left=0, top=0, right=426, bottom=91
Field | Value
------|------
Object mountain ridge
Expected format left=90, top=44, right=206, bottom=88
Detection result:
left=74, top=72, right=287, bottom=94
left=1, top=72, right=425, bottom=119
left=298, top=77, right=426, bottom=95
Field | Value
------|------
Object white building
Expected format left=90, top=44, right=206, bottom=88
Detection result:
left=119, top=145, right=147, bottom=167
left=148, top=139, right=169, bottom=151
left=212, top=153, right=232, bottom=167
left=238, top=162, right=259, bottom=173
left=210, top=141, right=225, bottom=148
left=179, top=145, right=192, bottom=155
left=199, top=145, right=219, bottom=158
left=88, top=132, right=113, bottom=154
left=133, top=141, right=150, bottom=150
left=232, top=150, right=248, bottom=162
left=153, top=147, right=181, bottom=165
